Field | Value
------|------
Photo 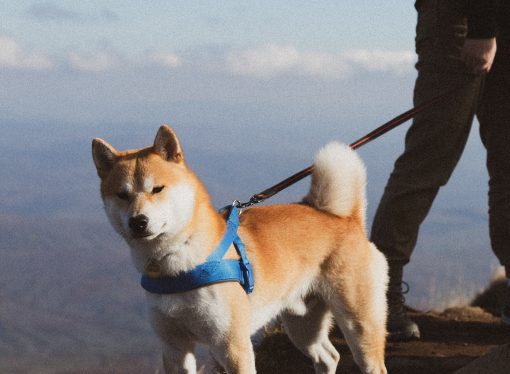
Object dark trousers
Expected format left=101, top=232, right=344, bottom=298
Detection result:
left=370, top=0, right=510, bottom=269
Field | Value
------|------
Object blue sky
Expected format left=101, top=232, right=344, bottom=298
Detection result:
left=4, top=1, right=414, bottom=54
left=1, top=1, right=417, bottom=124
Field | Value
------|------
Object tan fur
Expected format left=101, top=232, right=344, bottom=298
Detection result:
left=92, top=124, right=388, bottom=374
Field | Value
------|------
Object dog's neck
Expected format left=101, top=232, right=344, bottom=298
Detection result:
left=129, top=198, right=227, bottom=277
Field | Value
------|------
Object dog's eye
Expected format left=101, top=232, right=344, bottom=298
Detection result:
left=152, top=186, right=165, bottom=194
left=117, top=192, right=129, bottom=200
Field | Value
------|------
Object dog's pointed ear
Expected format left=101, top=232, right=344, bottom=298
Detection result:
left=153, top=124, right=183, bottom=163
left=92, top=138, right=118, bottom=179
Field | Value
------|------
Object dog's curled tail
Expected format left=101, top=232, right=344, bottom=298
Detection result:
left=303, top=142, right=367, bottom=225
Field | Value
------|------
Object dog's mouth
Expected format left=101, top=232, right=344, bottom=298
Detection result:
left=131, top=223, right=167, bottom=241
left=133, top=232, right=154, bottom=239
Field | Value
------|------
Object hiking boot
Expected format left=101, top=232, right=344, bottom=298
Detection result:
left=387, top=281, right=421, bottom=341
left=501, top=279, right=510, bottom=326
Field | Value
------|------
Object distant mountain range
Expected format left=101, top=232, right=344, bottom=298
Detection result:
left=0, top=210, right=497, bottom=373
left=0, top=215, right=160, bottom=373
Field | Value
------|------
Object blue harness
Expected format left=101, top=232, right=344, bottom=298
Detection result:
left=141, top=205, right=254, bottom=294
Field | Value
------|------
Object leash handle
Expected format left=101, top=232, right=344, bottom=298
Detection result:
left=237, top=85, right=462, bottom=209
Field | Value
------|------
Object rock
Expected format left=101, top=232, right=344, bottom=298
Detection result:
left=454, top=344, right=510, bottom=374
left=471, top=266, right=506, bottom=316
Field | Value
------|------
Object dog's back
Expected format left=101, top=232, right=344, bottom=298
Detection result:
left=240, top=141, right=371, bottom=278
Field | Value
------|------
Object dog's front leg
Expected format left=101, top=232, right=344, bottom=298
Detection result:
left=150, top=308, right=198, bottom=374
left=209, top=302, right=256, bottom=374
left=161, top=342, right=197, bottom=374
left=210, top=336, right=255, bottom=374
left=195, top=344, right=221, bottom=374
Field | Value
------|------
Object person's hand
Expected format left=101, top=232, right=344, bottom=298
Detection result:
left=461, top=37, right=497, bottom=74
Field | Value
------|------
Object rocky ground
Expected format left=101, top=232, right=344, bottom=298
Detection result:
left=255, top=277, right=510, bottom=373
left=66, top=277, right=508, bottom=374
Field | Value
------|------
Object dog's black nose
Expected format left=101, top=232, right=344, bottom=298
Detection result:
left=129, top=215, right=149, bottom=234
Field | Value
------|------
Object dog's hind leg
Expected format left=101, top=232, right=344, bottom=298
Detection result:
left=281, top=297, right=340, bottom=374
left=328, top=301, right=387, bottom=374
left=323, top=247, right=388, bottom=374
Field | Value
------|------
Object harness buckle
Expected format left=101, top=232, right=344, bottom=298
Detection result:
left=240, top=261, right=254, bottom=294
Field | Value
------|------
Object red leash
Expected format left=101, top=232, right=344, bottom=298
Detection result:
left=236, top=86, right=462, bottom=209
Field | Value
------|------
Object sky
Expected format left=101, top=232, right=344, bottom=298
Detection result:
left=1, top=1, right=417, bottom=124
left=0, top=1, right=500, bottom=308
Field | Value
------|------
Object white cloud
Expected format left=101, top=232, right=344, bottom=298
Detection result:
left=149, top=52, right=182, bottom=68
left=226, top=44, right=350, bottom=79
left=225, top=44, right=415, bottom=79
left=0, top=37, right=415, bottom=79
left=226, top=44, right=301, bottom=78
left=67, top=51, right=115, bottom=72
left=343, top=49, right=416, bottom=75
left=298, top=51, right=352, bottom=79
left=0, top=35, right=53, bottom=70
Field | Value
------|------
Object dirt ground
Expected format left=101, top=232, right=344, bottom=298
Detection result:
left=256, top=278, right=510, bottom=373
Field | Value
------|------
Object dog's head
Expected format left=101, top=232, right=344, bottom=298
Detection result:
left=92, top=125, right=197, bottom=245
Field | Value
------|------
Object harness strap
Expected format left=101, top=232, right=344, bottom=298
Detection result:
left=140, top=205, right=254, bottom=295
left=207, top=205, right=241, bottom=261
left=141, top=259, right=247, bottom=294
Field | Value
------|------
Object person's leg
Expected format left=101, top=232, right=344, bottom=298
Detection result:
left=477, top=40, right=510, bottom=324
left=371, top=0, right=483, bottom=340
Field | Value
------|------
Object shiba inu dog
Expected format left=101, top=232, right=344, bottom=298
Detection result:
left=92, top=124, right=388, bottom=374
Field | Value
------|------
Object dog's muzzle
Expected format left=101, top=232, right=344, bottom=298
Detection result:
left=129, top=214, right=150, bottom=237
